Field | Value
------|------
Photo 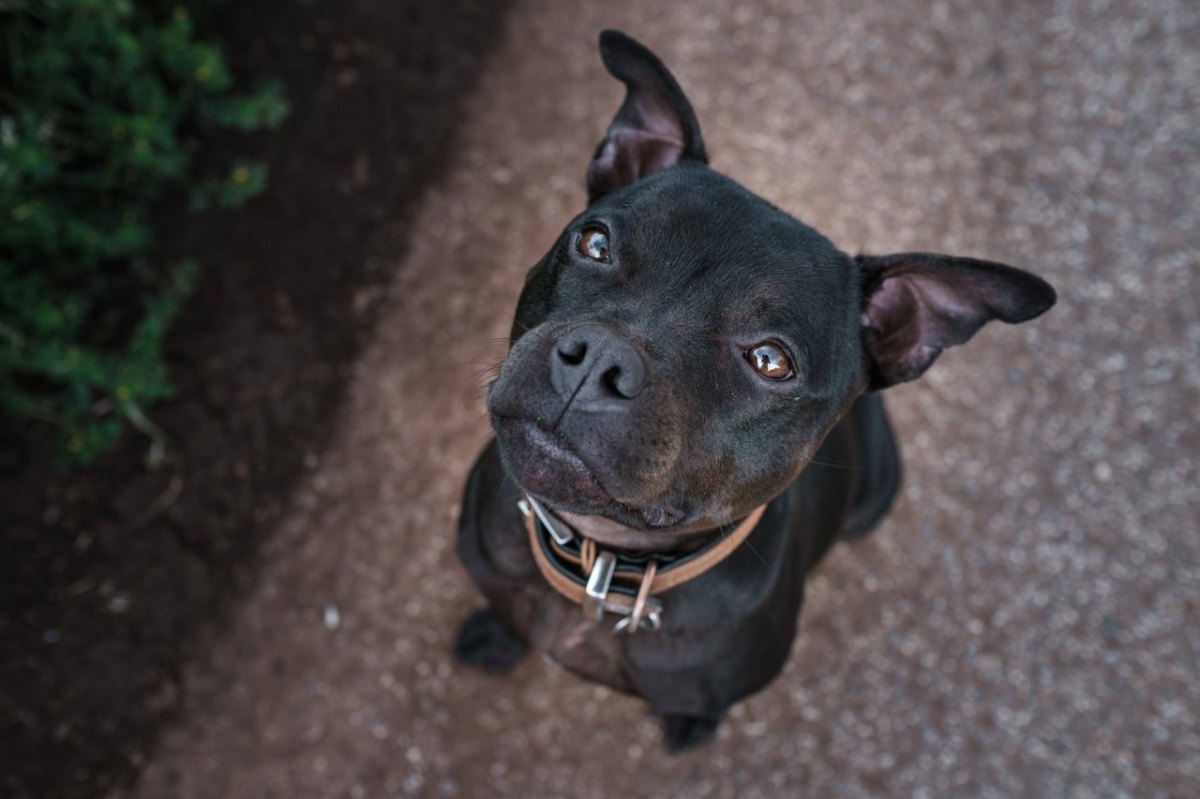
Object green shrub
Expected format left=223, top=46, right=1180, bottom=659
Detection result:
left=0, top=0, right=288, bottom=464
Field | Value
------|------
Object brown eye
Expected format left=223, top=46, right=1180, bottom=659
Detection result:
left=578, top=227, right=610, bottom=262
left=747, top=342, right=794, bottom=380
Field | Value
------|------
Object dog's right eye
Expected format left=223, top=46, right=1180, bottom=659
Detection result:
left=577, top=227, right=610, bottom=262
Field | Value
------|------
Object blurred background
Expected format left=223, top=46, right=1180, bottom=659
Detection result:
left=1, top=0, right=1197, bottom=797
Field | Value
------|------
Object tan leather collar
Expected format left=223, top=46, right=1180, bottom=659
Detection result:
left=522, top=498, right=767, bottom=633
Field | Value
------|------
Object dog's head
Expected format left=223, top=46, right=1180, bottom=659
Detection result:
left=487, top=31, right=1055, bottom=533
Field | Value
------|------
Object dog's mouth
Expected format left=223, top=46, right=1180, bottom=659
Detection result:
left=491, top=415, right=686, bottom=530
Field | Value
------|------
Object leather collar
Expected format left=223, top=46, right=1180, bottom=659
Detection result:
left=521, top=496, right=767, bottom=634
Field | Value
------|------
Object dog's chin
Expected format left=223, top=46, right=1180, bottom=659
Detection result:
left=491, top=416, right=685, bottom=530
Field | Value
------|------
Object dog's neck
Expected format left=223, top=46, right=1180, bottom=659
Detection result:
left=554, top=508, right=728, bottom=554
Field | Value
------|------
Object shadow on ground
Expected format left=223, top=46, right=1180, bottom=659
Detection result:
left=0, top=1, right=513, bottom=796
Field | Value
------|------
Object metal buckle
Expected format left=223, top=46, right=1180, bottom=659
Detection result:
left=521, top=496, right=574, bottom=545
left=582, top=553, right=664, bottom=633
left=583, top=551, right=617, bottom=620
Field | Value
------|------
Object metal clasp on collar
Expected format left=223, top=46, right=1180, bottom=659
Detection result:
left=584, top=552, right=662, bottom=634
left=612, top=605, right=662, bottom=634
left=519, top=497, right=573, bottom=545
left=583, top=551, right=616, bottom=620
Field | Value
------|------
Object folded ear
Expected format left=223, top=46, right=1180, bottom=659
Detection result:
left=586, top=30, right=707, bottom=203
left=858, top=253, right=1056, bottom=390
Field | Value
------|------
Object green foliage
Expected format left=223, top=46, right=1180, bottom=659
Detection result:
left=0, top=0, right=288, bottom=464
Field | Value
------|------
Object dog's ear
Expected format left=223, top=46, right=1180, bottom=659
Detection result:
left=858, top=253, right=1056, bottom=390
left=586, top=30, right=707, bottom=203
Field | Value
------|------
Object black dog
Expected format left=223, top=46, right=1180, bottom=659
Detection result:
left=455, top=30, right=1055, bottom=752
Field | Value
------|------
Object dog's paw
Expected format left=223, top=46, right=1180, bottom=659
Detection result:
left=661, top=713, right=720, bottom=753
left=453, top=606, right=527, bottom=675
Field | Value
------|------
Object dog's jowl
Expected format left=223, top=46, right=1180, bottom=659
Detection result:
left=454, top=30, right=1055, bottom=752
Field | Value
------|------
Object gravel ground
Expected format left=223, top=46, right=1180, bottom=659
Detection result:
left=133, top=0, right=1198, bottom=797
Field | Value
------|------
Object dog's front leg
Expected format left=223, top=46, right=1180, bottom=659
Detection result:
left=628, top=661, right=738, bottom=752
left=659, top=712, right=723, bottom=753
left=453, top=605, right=527, bottom=675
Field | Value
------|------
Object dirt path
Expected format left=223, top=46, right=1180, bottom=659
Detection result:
left=131, top=1, right=1199, bottom=797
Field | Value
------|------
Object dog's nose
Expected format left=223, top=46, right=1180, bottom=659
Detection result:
left=549, top=323, right=646, bottom=404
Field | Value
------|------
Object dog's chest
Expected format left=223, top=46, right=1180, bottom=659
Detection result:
left=521, top=586, right=633, bottom=692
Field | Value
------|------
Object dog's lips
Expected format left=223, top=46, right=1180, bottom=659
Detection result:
left=492, top=416, right=612, bottom=503
left=491, top=415, right=684, bottom=529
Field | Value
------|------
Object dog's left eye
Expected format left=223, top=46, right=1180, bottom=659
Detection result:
left=578, top=227, right=610, bottom=262
left=747, top=342, right=794, bottom=380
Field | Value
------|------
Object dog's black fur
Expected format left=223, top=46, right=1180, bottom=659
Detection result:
left=455, top=31, right=1055, bottom=751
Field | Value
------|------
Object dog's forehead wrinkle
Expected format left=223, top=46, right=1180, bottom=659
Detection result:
left=623, top=258, right=836, bottom=344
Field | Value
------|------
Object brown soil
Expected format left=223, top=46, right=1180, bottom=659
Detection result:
left=0, top=2, right=512, bottom=797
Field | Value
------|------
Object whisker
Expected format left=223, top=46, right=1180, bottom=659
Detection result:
left=739, top=536, right=770, bottom=568
left=716, top=518, right=771, bottom=569
left=805, top=457, right=862, bottom=471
